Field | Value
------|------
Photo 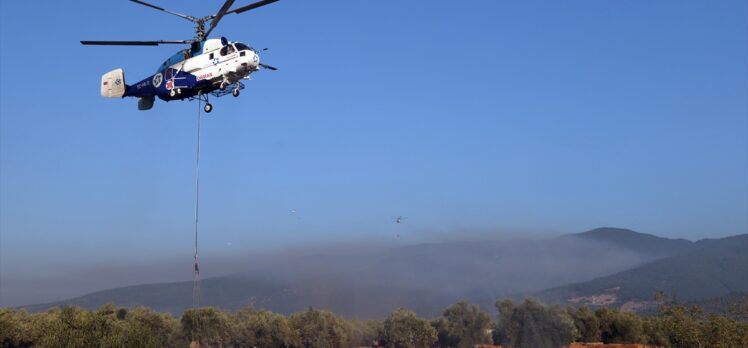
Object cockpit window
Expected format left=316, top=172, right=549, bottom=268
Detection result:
left=234, top=43, right=254, bottom=52
left=220, top=45, right=236, bottom=56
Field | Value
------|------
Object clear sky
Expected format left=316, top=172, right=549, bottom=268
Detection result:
left=1, top=0, right=746, bottom=297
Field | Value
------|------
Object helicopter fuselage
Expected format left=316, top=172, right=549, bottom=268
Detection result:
left=86, top=0, right=282, bottom=112
left=102, top=38, right=260, bottom=110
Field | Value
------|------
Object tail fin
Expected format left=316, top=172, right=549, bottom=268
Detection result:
left=101, top=68, right=126, bottom=98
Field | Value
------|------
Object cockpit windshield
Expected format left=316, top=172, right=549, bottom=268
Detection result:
left=220, top=45, right=236, bottom=56
left=234, top=43, right=254, bottom=52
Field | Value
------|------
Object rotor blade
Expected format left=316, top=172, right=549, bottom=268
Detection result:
left=81, top=40, right=191, bottom=46
left=204, top=0, right=236, bottom=39
left=259, top=63, right=278, bottom=71
left=227, top=0, right=280, bottom=15
left=129, top=0, right=196, bottom=22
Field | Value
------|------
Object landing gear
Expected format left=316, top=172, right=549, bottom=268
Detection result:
left=194, top=91, right=212, bottom=113
left=170, top=89, right=176, bottom=97
left=190, top=81, right=244, bottom=105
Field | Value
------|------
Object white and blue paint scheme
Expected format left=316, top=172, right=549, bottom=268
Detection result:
left=101, top=37, right=265, bottom=112
left=88, top=0, right=282, bottom=113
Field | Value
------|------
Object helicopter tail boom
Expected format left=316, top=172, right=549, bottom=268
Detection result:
left=101, top=68, right=127, bottom=98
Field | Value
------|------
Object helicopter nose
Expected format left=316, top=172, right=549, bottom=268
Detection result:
left=241, top=51, right=260, bottom=70
left=252, top=52, right=260, bottom=68
left=238, top=50, right=260, bottom=72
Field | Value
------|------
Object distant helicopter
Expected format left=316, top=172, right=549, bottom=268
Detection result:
left=81, top=0, right=281, bottom=113
left=394, top=216, right=407, bottom=224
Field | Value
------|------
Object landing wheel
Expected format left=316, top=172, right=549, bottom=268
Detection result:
left=232, top=89, right=240, bottom=97
left=169, top=89, right=176, bottom=97
left=204, top=103, right=213, bottom=113
left=177, top=88, right=182, bottom=94
left=219, top=83, right=226, bottom=91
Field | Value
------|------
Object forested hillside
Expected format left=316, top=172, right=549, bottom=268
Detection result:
left=537, top=235, right=748, bottom=309
left=22, top=228, right=706, bottom=318
left=3, top=298, right=747, bottom=348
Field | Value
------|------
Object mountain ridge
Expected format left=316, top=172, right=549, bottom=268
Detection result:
left=536, top=234, right=748, bottom=310
left=560, top=227, right=694, bottom=256
left=21, top=228, right=738, bottom=319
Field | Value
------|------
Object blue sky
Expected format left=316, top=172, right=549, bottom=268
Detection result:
left=1, top=0, right=746, bottom=294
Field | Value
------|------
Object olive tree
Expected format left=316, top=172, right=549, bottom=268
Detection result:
left=181, top=307, right=231, bottom=348
left=230, top=306, right=298, bottom=347
left=381, top=308, right=437, bottom=348
left=434, top=300, right=493, bottom=348
left=494, top=298, right=577, bottom=348
left=289, top=307, right=349, bottom=348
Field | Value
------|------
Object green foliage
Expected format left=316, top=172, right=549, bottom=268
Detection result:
left=700, top=314, right=746, bottom=348
left=0, top=308, right=38, bottom=348
left=650, top=302, right=748, bottom=348
left=494, top=298, right=578, bottom=348
left=641, top=316, right=670, bottom=347
left=3, top=298, right=748, bottom=347
left=181, top=307, right=230, bottom=347
left=347, top=318, right=382, bottom=347
left=381, top=308, right=437, bottom=348
left=433, top=300, right=493, bottom=348
left=595, top=307, right=644, bottom=344
left=659, top=304, right=707, bottom=347
left=567, top=306, right=600, bottom=342
left=1, top=304, right=184, bottom=348
left=123, top=307, right=182, bottom=348
left=229, top=306, right=299, bottom=347
left=29, top=305, right=127, bottom=348
left=289, top=307, right=349, bottom=348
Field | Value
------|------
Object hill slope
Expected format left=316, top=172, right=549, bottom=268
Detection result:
left=21, top=228, right=700, bottom=318
left=562, top=227, right=693, bottom=256
left=537, top=234, right=748, bottom=310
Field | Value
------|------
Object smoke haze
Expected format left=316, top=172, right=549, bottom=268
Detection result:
left=3, top=230, right=676, bottom=312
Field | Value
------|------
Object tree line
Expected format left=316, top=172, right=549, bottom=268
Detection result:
left=1, top=297, right=747, bottom=347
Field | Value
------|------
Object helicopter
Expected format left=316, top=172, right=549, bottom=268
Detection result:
left=81, top=0, right=281, bottom=113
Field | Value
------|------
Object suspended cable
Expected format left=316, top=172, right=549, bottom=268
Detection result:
left=193, top=92, right=203, bottom=309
